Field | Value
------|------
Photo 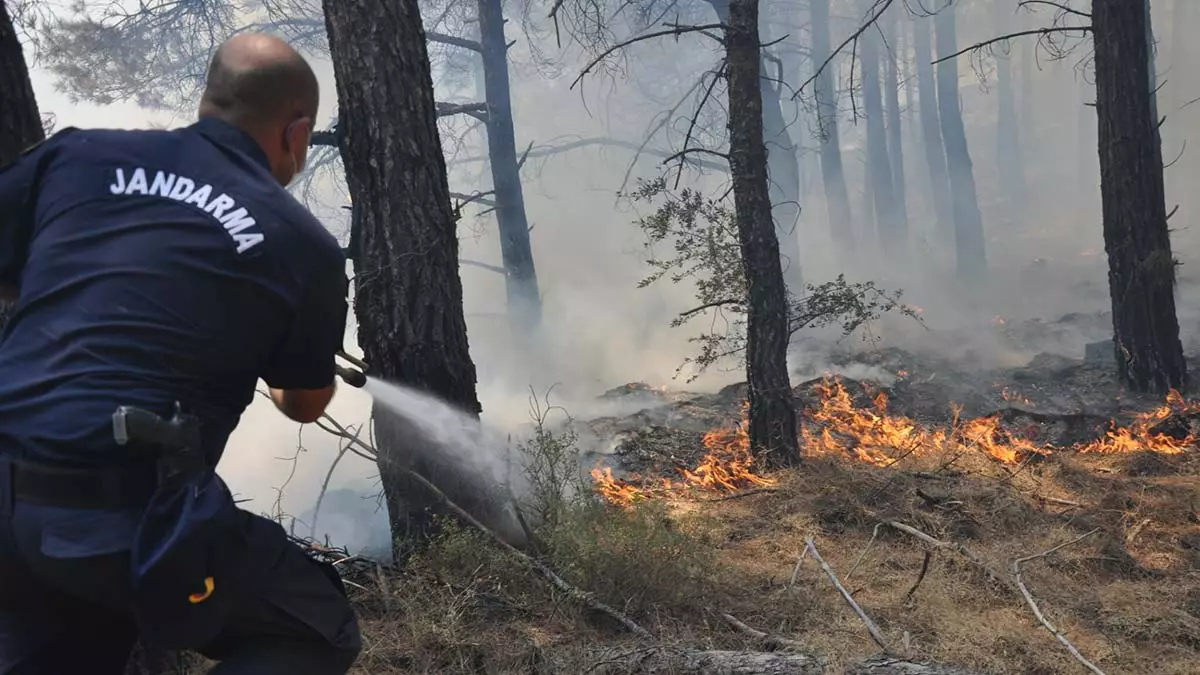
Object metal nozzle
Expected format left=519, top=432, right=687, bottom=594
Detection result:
left=335, top=364, right=367, bottom=388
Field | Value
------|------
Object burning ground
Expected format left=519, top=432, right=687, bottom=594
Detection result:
left=317, top=325, right=1200, bottom=675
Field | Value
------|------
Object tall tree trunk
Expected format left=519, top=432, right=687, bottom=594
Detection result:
left=883, top=4, right=909, bottom=235
left=708, top=0, right=804, bottom=292
left=994, top=1, right=1027, bottom=224
left=0, top=1, right=42, bottom=334
left=934, top=2, right=986, bottom=281
left=725, top=0, right=800, bottom=468
left=322, top=0, right=484, bottom=555
left=912, top=12, right=953, bottom=242
left=1093, top=0, right=1187, bottom=394
left=810, top=0, right=855, bottom=254
left=478, top=0, right=542, bottom=338
left=860, top=0, right=903, bottom=252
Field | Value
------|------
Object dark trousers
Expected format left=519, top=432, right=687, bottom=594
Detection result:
left=0, top=494, right=362, bottom=674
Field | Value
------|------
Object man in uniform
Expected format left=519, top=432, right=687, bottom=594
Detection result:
left=0, top=33, right=361, bottom=673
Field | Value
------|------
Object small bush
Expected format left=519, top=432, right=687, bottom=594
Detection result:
left=541, top=498, right=722, bottom=617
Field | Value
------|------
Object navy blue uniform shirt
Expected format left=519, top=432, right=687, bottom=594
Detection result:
left=0, top=118, right=348, bottom=467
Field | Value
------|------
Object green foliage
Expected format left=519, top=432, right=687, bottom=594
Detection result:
left=628, top=176, right=922, bottom=380
left=420, top=406, right=722, bottom=620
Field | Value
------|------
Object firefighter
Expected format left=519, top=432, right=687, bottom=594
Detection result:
left=0, top=33, right=361, bottom=673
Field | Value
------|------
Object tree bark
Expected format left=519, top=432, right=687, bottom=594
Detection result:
left=707, top=0, right=804, bottom=292
left=911, top=11, right=953, bottom=242
left=0, top=0, right=43, bottom=334
left=478, top=0, right=542, bottom=338
left=933, top=2, right=986, bottom=281
left=810, top=0, right=855, bottom=255
left=993, top=1, right=1027, bottom=225
left=322, top=0, right=484, bottom=554
left=883, top=3, right=909, bottom=236
left=725, top=0, right=800, bottom=468
left=860, top=0, right=904, bottom=252
left=1093, top=0, right=1187, bottom=394
left=588, top=648, right=824, bottom=674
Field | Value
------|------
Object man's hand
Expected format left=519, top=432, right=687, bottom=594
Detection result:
left=269, top=384, right=336, bottom=423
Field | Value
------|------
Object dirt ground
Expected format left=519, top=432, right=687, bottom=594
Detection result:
left=334, top=335, right=1200, bottom=675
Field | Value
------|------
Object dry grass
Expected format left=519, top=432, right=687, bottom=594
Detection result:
left=336, top=439, right=1200, bottom=675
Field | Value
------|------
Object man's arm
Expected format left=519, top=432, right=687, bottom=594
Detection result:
left=262, top=243, right=350, bottom=424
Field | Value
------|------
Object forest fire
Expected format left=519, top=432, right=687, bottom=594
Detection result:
left=591, top=408, right=776, bottom=507
left=592, top=376, right=1200, bottom=505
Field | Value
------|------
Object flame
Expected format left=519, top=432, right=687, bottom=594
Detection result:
left=591, top=407, right=776, bottom=507
left=591, top=376, right=1200, bottom=506
left=1001, top=388, right=1035, bottom=407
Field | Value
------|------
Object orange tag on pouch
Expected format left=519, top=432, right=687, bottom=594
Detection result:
left=188, top=577, right=215, bottom=604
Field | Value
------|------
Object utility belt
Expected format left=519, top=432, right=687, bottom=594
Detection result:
left=5, top=402, right=204, bottom=511
left=8, top=458, right=159, bottom=510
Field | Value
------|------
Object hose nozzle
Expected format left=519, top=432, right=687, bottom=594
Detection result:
left=335, top=351, right=368, bottom=388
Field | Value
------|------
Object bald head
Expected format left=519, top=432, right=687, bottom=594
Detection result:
left=199, top=33, right=319, bottom=185
left=200, top=33, right=318, bottom=127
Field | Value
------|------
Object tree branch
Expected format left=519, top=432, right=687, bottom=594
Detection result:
left=427, top=30, right=482, bottom=52
left=572, top=24, right=726, bottom=89
left=932, top=26, right=1091, bottom=65
left=451, top=136, right=728, bottom=173
left=436, top=101, right=490, bottom=121
left=310, top=130, right=339, bottom=147
left=661, top=148, right=730, bottom=165
left=1017, top=1, right=1090, bottom=19
left=795, top=0, right=897, bottom=99
left=460, top=258, right=508, bottom=275
left=450, top=190, right=498, bottom=208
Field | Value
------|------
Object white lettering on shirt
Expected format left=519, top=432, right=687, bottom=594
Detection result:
left=110, top=167, right=264, bottom=254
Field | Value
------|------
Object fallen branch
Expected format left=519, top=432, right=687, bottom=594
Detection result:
left=884, top=521, right=1016, bottom=593
left=585, top=647, right=824, bottom=674
left=700, top=486, right=778, bottom=502
left=847, top=656, right=990, bottom=674
left=314, top=414, right=654, bottom=639
left=1012, top=529, right=1105, bottom=675
left=720, top=612, right=809, bottom=651
left=903, top=552, right=932, bottom=606
left=804, top=537, right=891, bottom=652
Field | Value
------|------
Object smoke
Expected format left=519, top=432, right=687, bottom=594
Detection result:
left=18, top=1, right=1200, bottom=555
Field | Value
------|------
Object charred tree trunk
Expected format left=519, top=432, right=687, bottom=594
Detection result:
left=725, top=0, right=801, bottom=468
left=810, top=0, right=855, bottom=254
left=708, top=0, right=804, bottom=292
left=994, top=2, right=1027, bottom=225
left=934, top=2, right=986, bottom=281
left=912, top=12, right=953, bottom=241
left=322, top=0, right=484, bottom=555
left=478, top=0, right=542, bottom=337
left=0, top=1, right=42, bottom=334
left=883, top=4, right=909, bottom=234
left=1093, top=0, right=1187, bottom=394
left=860, top=0, right=904, bottom=252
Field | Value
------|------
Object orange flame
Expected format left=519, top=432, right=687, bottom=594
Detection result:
left=592, top=376, right=1200, bottom=506
left=591, top=407, right=776, bottom=507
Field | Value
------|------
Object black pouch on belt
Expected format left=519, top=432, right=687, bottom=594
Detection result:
left=113, top=403, right=253, bottom=650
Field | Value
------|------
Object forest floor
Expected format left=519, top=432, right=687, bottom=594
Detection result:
left=323, top=313, right=1200, bottom=675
